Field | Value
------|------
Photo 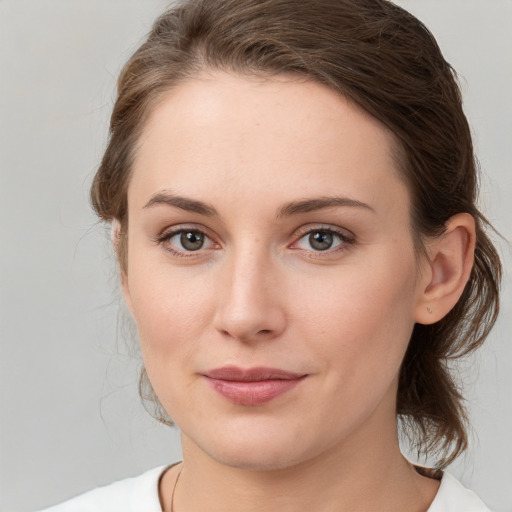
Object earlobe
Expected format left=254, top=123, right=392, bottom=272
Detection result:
left=111, top=219, right=134, bottom=316
left=121, top=270, right=134, bottom=316
left=111, top=219, right=121, bottom=250
left=415, top=213, right=476, bottom=325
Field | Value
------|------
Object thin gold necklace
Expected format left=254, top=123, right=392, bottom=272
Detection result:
left=170, top=469, right=182, bottom=512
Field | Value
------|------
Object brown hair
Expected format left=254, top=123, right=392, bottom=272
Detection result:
left=91, top=0, right=501, bottom=468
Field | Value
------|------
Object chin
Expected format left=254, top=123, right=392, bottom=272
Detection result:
left=190, top=425, right=324, bottom=472
left=210, top=447, right=306, bottom=472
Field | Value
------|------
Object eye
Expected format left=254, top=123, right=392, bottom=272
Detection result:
left=307, top=230, right=336, bottom=251
left=156, top=227, right=217, bottom=256
left=293, top=227, right=354, bottom=253
left=172, top=230, right=207, bottom=251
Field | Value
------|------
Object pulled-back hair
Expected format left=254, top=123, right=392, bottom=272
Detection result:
left=91, top=0, right=501, bottom=468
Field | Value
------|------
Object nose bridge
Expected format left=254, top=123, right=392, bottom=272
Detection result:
left=214, top=239, right=285, bottom=341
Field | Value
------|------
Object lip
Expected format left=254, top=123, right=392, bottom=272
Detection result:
left=203, top=366, right=307, bottom=406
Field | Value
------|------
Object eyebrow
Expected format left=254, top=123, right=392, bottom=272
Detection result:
left=143, top=192, right=218, bottom=217
left=276, top=196, right=375, bottom=218
left=143, top=192, right=375, bottom=218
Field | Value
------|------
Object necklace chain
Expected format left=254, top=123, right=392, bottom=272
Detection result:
left=170, top=469, right=182, bottom=512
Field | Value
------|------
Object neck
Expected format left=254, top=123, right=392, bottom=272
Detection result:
left=161, top=439, right=439, bottom=512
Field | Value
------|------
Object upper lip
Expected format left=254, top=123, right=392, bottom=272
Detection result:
left=204, top=366, right=305, bottom=382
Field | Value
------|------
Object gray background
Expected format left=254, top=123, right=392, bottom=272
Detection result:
left=0, top=1, right=510, bottom=511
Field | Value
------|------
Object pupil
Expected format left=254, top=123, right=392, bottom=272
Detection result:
left=309, top=231, right=333, bottom=251
left=181, top=231, right=204, bottom=251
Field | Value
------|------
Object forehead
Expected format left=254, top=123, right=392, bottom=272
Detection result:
left=130, top=72, right=408, bottom=217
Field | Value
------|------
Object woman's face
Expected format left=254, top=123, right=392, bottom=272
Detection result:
left=123, top=72, right=429, bottom=470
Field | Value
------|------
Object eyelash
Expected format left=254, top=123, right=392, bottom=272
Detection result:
left=154, top=224, right=356, bottom=259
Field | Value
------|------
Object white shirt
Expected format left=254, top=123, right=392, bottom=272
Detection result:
left=38, top=465, right=492, bottom=512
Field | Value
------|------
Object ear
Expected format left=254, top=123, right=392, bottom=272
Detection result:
left=414, top=213, right=476, bottom=325
left=111, top=218, right=122, bottom=251
left=111, top=219, right=134, bottom=316
left=120, top=266, right=134, bottom=317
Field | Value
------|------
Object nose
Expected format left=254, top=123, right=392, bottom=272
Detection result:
left=213, top=244, right=287, bottom=342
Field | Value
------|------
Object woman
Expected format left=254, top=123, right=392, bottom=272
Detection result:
left=40, top=0, right=502, bottom=510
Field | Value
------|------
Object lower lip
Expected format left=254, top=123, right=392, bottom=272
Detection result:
left=206, top=377, right=305, bottom=406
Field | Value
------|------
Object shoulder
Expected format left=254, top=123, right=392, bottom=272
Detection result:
left=37, top=465, right=169, bottom=512
left=428, top=472, right=492, bottom=512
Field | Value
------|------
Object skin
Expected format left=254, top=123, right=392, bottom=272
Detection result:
left=121, top=72, right=475, bottom=511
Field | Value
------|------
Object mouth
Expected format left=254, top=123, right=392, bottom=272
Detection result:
left=203, top=366, right=307, bottom=406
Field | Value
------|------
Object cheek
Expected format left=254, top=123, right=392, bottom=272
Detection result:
left=126, top=267, right=215, bottom=417
left=294, top=253, right=418, bottom=386
left=124, top=244, right=216, bottom=370
left=131, top=273, right=212, bottom=348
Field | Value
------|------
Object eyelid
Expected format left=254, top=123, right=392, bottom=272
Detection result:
left=292, top=224, right=355, bottom=242
left=156, top=223, right=217, bottom=240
